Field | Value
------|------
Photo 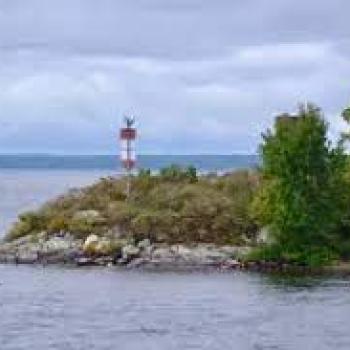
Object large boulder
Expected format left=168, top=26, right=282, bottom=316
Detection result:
left=82, top=234, right=123, bottom=256
left=43, top=235, right=79, bottom=253
left=83, top=234, right=99, bottom=254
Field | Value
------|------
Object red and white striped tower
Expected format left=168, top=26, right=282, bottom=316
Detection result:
left=120, top=116, right=137, bottom=197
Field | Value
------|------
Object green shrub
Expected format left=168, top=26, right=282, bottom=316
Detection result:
left=247, top=244, right=338, bottom=267
left=66, top=218, right=98, bottom=239
left=159, top=164, right=198, bottom=183
left=6, top=212, right=46, bottom=241
left=47, top=215, right=70, bottom=233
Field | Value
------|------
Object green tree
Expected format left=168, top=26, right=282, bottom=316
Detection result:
left=253, top=104, right=347, bottom=265
left=341, top=106, right=350, bottom=143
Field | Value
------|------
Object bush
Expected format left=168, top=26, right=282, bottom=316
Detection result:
left=247, top=244, right=338, bottom=267
left=159, top=164, right=198, bottom=183
left=66, top=215, right=107, bottom=239
left=47, top=215, right=70, bottom=233
left=6, top=212, right=47, bottom=241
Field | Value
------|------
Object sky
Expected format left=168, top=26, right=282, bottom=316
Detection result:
left=0, top=0, right=349, bottom=155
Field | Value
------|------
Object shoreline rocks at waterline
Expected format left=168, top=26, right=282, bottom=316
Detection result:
left=0, top=232, right=250, bottom=270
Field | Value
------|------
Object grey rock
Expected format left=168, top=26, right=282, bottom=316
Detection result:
left=94, top=256, right=114, bottom=266
left=137, top=238, right=151, bottom=249
left=221, top=259, right=241, bottom=269
left=75, top=257, right=95, bottom=266
left=122, top=245, right=140, bottom=260
left=126, top=258, right=149, bottom=268
left=152, top=246, right=174, bottom=261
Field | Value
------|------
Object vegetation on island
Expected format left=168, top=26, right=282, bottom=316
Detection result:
left=6, top=165, right=259, bottom=246
left=5, top=102, right=350, bottom=268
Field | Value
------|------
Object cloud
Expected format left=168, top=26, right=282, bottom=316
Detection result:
left=0, top=0, right=349, bottom=154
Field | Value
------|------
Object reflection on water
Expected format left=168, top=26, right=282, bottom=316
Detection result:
left=0, top=266, right=349, bottom=350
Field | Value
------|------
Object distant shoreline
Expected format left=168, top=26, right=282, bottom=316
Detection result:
left=0, top=154, right=259, bottom=171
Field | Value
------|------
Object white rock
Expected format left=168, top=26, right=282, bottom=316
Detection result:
left=83, top=234, right=99, bottom=251
left=152, top=246, right=174, bottom=260
left=43, top=237, right=74, bottom=252
left=137, top=239, right=151, bottom=249
left=122, top=245, right=140, bottom=260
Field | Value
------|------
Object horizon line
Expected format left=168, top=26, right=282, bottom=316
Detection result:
left=0, top=153, right=258, bottom=157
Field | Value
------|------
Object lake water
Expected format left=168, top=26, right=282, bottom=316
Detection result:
left=0, top=265, right=350, bottom=350
left=1, top=155, right=350, bottom=350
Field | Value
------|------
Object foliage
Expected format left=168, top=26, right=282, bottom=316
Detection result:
left=7, top=212, right=47, bottom=241
left=342, top=107, right=350, bottom=123
left=246, top=244, right=338, bottom=267
left=252, top=103, right=349, bottom=266
left=159, top=164, right=198, bottom=183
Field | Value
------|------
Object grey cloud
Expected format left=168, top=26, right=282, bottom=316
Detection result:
left=0, top=0, right=349, bottom=59
left=0, top=0, right=349, bottom=154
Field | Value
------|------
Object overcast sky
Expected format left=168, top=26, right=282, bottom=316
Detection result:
left=0, top=0, right=349, bottom=154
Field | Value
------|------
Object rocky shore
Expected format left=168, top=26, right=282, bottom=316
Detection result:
left=0, top=232, right=252, bottom=271
left=2, top=232, right=349, bottom=274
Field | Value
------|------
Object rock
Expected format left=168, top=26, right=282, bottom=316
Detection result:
left=116, top=257, right=128, bottom=265
left=139, top=245, right=154, bottom=259
left=126, top=258, right=149, bottom=268
left=95, top=239, right=112, bottom=255
left=83, top=234, right=99, bottom=253
left=137, top=239, right=151, bottom=249
left=43, top=235, right=78, bottom=253
left=82, top=235, right=124, bottom=256
left=152, top=246, right=174, bottom=261
left=170, top=244, right=226, bottom=264
left=122, top=245, right=140, bottom=260
left=171, top=245, right=192, bottom=256
left=75, top=257, right=94, bottom=266
left=17, top=250, right=39, bottom=264
left=94, top=256, right=114, bottom=266
left=221, top=259, right=241, bottom=269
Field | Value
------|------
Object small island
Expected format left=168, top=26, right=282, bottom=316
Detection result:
left=1, top=104, right=350, bottom=272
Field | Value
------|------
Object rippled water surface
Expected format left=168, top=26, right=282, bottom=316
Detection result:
left=0, top=266, right=350, bottom=350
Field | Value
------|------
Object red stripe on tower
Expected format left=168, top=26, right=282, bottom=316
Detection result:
left=119, top=116, right=137, bottom=197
